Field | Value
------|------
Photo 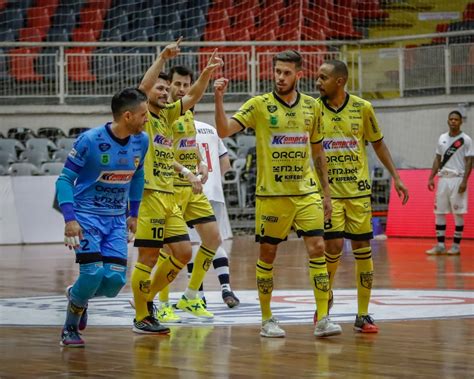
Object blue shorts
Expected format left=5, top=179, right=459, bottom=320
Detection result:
left=75, top=212, right=128, bottom=266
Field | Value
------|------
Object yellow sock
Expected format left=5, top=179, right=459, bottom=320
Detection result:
left=309, top=257, right=330, bottom=320
left=131, top=262, right=153, bottom=322
left=256, top=259, right=273, bottom=321
left=157, top=250, right=170, bottom=303
left=187, top=245, right=216, bottom=291
left=353, top=247, right=373, bottom=316
left=325, top=251, right=342, bottom=289
left=147, top=255, right=184, bottom=302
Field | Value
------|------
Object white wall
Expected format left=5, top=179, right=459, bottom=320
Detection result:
left=0, top=94, right=473, bottom=168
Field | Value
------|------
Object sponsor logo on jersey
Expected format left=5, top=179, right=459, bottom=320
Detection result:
left=176, top=122, right=185, bottom=132
left=270, top=115, right=278, bottom=126
left=97, top=170, right=135, bottom=184
left=271, top=133, right=308, bottom=147
left=267, top=105, right=277, bottom=113
left=134, top=156, right=140, bottom=168
left=69, top=148, right=77, bottom=158
left=100, top=154, right=110, bottom=165
left=99, top=143, right=111, bottom=152
left=178, top=138, right=197, bottom=150
left=323, top=138, right=358, bottom=151
left=154, top=135, right=172, bottom=147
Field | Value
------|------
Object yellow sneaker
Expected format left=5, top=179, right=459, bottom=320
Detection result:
left=156, top=303, right=181, bottom=323
left=176, top=296, right=214, bottom=319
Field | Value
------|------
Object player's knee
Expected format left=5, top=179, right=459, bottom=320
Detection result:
left=259, top=244, right=277, bottom=264
left=173, top=247, right=192, bottom=265
left=200, top=228, right=222, bottom=250
left=138, top=247, right=159, bottom=267
left=307, top=238, right=325, bottom=258
left=324, top=239, right=344, bottom=254
left=72, top=262, right=105, bottom=304
left=99, top=264, right=127, bottom=298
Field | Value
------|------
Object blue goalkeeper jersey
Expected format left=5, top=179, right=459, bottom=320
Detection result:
left=59, top=123, right=148, bottom=216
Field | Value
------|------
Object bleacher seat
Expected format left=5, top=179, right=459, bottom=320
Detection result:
left=40, top=162, right=64, bottom=175
left=0, top=150, right=15, bottom=167
left=46, top=27, right=70, bottom=42
left=7, top=127, right=35, bottom=142
left=36, top=127, right=66, bottom=142
left=66, top=48, right=96, bottom=83
left=94, top=54, right=119, bottom=85
left=0, top=28, right=16, bottom=44
left=35, top=0, right=59, bottom=18
left=0, top=138, right=24, bottom=160
left=0, top=48, right=10, bottom=83
left=27, top=7, right=51, bottom=36
left=80, top=8, right=104, bottom=39
left=1, top=8, right=25, bottom=31
left=20, top=149, right=50, bottom=167
left=52, top=149, right=69, bottom=162
left=9, top=48, right=43, bottom=82
left=56, top=137, right=75, bottom=152
left=52, top=8, right=77, bottom=32
left=68, top=127, right=90, bottom=138
left=8, top=162, right=40, bottom=176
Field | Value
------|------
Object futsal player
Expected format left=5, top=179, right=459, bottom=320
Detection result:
left=57, top=87, right=149, bottom=347
left=214, top=50, right=342, bottom=338
left=426, top=110, right=473, bottom=255
left=316, top=59, right=409, bottom=333
left=131, top=39, right=223, bottom=334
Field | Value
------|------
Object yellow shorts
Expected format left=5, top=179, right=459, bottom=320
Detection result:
left=134, top=190, right=189, bottom=249
left=174, top=185, right=216, bottom=227
left=324, top=196, right=373, bottom=241
left=255, top=193, right=324, bottom=245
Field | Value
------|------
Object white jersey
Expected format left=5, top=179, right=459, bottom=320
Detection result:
left=195, top=120, right=228, bottom=203
left=436, top=132, right=474, bottom=177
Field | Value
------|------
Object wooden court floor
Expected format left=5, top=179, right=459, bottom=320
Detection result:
left=0, top=236, right=473, bottom=378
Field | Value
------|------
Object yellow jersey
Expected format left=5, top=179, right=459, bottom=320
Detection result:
left=232, top=91, right=323, bottom=197
left=172, top=110, right=198, bottom=186
left=143, top=100, right=183, bottom=193
left=318, top=94, right=383, bottom=199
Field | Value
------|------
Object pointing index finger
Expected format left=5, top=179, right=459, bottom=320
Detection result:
left=175, top=36, right=183, bottom=46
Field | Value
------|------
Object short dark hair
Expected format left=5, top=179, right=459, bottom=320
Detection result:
left=168, top=65, right=194, bottom=83
left=111, top=87, right=147, bottom=119
left=273, top=50, right=303, bottom=70
left=448, top=110, right=463, bottom=119
left=324, top=59, right=348, bottom=79
left=138, top=71, right=170, bottom=87
left=158, top=71, right=170, bottom=82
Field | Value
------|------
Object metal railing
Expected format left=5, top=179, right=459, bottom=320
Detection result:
left=0, top=30, right=473, bottom=103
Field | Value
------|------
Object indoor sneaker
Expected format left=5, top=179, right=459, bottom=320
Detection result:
left=314, top=316, right=342, bottom=338
left=260, top=316, right=286, bottom=338
left=133, top=316, right=170, bottom=335
left=425, top=245, right=446, bottom=255
left=353, top=315, right=379, bottom=333
left=60, top=325, right=85, bottom=347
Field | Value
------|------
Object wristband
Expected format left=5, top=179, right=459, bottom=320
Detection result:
left=181, top=167, right=191, bottom=176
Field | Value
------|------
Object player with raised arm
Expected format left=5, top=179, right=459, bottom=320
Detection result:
left=56, top=88, right=149, bottom=347
left=131, top=39, right=223, bottom=334
left=214, top=50, right=342, bottom=338
left=154, top=66, right=239, bottom=323
left=315, top=60, right=409, bottom=333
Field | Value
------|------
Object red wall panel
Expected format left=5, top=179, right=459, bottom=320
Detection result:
left=386, top=169, right=474, bottom=239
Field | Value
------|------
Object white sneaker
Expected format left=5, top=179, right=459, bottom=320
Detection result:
left=425, top=245, right=446, bottom=255
left=447, top=245, right=461, bottom=255
left=260, top=317, right=286, bottom=338
left=314, top=316, right=342, bottom=338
